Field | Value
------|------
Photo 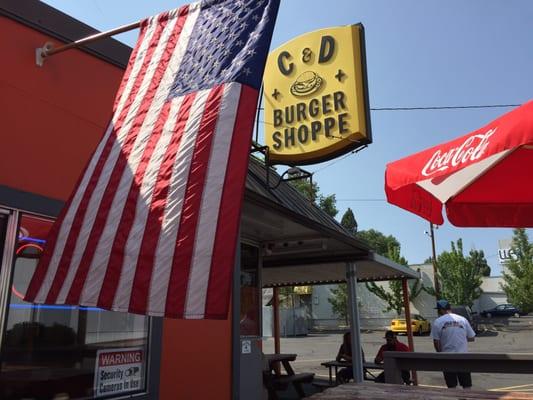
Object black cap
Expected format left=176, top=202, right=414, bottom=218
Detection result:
left=435, top=299, right=451, bottom=310
left=384, top=330, right=396, bottom=339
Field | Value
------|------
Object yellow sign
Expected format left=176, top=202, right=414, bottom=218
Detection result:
left=293, top=286, right=312, bottom=295
left=263, top=25, right=371, bottom=165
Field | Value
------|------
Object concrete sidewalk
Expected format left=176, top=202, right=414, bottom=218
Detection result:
left=262, top=328, right=533, bottom=392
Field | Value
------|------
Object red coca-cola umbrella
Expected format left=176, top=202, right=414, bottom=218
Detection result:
left=385, top=101, right=533, bottom=227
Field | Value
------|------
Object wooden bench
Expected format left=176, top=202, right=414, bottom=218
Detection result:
left=383, top=352, right=533, bottom=385
left=263, top=353, right=315, bottom=400
left=307, top=382, right=533, bottom=399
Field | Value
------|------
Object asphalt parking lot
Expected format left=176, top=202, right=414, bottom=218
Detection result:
left=262, top=316, right=533, bottom=392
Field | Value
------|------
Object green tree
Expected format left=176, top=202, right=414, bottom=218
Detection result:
left=289, top=177, right=338, bottom=218
left=357, top=229, right=400, bottom=256
left=318, top=194, right=338, bottom=218
left=328, top=230, right=423, bottom=319
left=328, top=284, right=349, bottom=325
left=469, top=249, right=491, bottom=277
left=501, top=229, right=533, bottom=313
left=433, top=239, right=484, bottom=307
left=340, top=208, right=358, bottom=235
left=365, top=244, right=423, bottom=315
left=289, top=176, right=318, bottom=202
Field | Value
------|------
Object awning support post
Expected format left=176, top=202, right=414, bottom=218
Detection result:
left=346, top=262, right=364, bottom=383
left=273, top=287, right=280, bottom=354
left=402, top=278, right=418, bottom=385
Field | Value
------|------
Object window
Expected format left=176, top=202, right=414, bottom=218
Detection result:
left=239, top=243, right=260, bottom=337
left=0, top=213, right=150, bottom=399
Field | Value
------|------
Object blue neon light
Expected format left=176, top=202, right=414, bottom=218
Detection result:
left=10, top=304, right=103, bottom=312
left=19, top=236, right=47, bottom=244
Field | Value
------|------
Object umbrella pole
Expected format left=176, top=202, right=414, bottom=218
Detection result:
left=402, top=278, right=418, bottom=385
left=429, top=222, right=441, bottom=298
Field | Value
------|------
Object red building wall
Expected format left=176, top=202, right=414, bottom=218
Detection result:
left=0, top=16, right=121, bottom=201
left=159, top=318, right=232, bottom=399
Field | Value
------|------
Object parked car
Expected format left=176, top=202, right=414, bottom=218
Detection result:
left=451, top=305, right=479, bottom=333
left=480, top=304, right=527, bottom=318
left=390, top=314, right=431, bottom=335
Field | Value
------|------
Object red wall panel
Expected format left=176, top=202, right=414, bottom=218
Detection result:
left=0, top=16, right=123, bottom=201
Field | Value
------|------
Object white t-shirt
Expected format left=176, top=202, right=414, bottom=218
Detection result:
left=430, top=312, right=475, bottom=353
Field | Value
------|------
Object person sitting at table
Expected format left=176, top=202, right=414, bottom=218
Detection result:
left=335, top=332, right=366, bottom=383
left=373, top=330, right=411, bottom=384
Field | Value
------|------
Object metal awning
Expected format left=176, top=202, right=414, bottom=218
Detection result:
left=262, top=252, right=420, bottom=287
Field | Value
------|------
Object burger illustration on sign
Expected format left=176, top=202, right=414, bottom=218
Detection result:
left=290, top=71, right=323, bottom=97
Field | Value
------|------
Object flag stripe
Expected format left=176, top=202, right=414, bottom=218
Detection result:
left=164, top=86, right=225, bottom=318
left=95, top=99, right=174, bottom=310
left=112, top=18, right=155, bottom=114
left=82, top=6, right=201, bottom=309
left=63, top=9, right=193, bottom=306
left=125, top=94, right=194, bottom=314
left=25, top=16, right=162, bottom=303
left=145, top=91, right=209, bottom=315
left=205, top=84, right=259, bottom=318
left=44, top=13, right=175, bottom=305
left=183, top=83, right=242, bottom=318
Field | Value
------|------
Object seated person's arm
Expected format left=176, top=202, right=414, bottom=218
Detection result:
left=335, top=345, right=344, bottom=362
left=374, top=347, right=384, bottom=364
left=433, top=339, right=441, bottom=352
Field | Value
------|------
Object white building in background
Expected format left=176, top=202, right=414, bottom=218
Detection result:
left=262, top=263, right=511, bottom=336
left=311, top=264, right=438, bottom=331
left=474, top=276, right=508, bottom=313
left=498, top=237, right=517, bottom=277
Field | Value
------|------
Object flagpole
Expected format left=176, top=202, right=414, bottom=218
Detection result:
left=36, top=20, right=141, bottom=65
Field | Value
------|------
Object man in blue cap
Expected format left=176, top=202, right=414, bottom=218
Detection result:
left=431, top=299, right=476, bottom=389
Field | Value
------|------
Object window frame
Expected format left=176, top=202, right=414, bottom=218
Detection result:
left=0, top=207, right=162, bottom=400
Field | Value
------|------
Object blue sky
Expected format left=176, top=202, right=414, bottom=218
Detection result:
left=42, top=0, right=533, bottom=276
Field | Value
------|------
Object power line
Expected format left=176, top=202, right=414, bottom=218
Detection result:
left=370, top=104, right=520, bottom=111
left=258, top=103, right=521, bottom=112
left=336, top=198, right=386, bottom=202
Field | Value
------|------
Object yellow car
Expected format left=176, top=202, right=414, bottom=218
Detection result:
left=390, top=314, right=431, bottom=335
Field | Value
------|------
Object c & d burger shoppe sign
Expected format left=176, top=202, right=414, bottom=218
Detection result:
left=264, top=24, right=372, bottom=164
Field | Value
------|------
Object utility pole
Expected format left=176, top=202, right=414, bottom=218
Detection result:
left=429, top=222, right=441, bottom=299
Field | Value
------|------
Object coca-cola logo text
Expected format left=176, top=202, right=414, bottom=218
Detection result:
left=421, top=128, right=497, bottom=177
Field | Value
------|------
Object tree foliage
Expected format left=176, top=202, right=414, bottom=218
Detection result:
left=365, top=243, right=423, bottom=315
left=328, top=284, right=349, bottom=324
left=289, top=177, right=338, bottom=218
left=340, top=208, right=358, bottom=235
left=501, top=229, right=533, bottom=313
left=289, top=176, right=318, bottom=203
left=469, top=249, right=491, bottom=277
left=357, top=229, right=400, bottom=256
left=318, top=194, right=338, bottom=218
left=328, top=229, right=423, bottom=318
left=431, top=238, right=484, bottom=307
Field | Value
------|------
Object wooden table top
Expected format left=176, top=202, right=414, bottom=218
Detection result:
left=320, top=360, right=384, bottom=370
left=264, top=353, right=297, bottom=364
left=307, top=382, right=533, bottom=400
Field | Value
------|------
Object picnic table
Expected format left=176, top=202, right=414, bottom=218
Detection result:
left=320, top=360, right=384, bottom=385
left=307, top=382, right=533, bottom=400
left=263, top=353, right=314, bottom=400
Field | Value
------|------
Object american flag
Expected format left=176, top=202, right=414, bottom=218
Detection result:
left=24, top=0, right=280, bottom=319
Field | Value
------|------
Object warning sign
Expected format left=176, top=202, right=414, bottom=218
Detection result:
left=94, top=347, right=145, bottom=397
